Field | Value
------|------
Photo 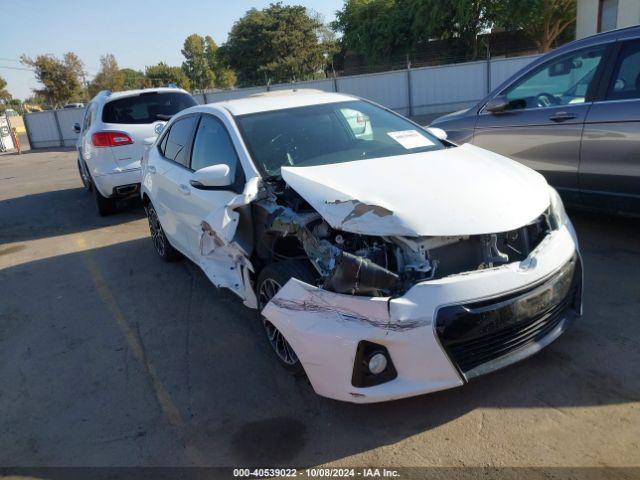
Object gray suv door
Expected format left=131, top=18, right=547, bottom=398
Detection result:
left=473, top=44, right=609, bottom=196
left=580, top=39, right=640, bottom=212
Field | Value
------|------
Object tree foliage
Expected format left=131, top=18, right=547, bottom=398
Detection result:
left=0, top=75, right=11, bottom=103
left=88, top=54, right=124, bottom=96
left=334, top=0, right=576, bottom=61
left=181, top=34, right=236, bottom=90
left=145, top=62, right=191, bottom=90
left=204, top=35, right=237, bottom=89
left=492, top=0, right=576, bottom=52
left=120, top=68, right=149, bottom=90
left=182, top=34, right=215, bottom=91
left=20, top=52, right=84, bottom=107
left=333, top=0, right=413, bottom=63
left=222, top=2, right=330, bottom=86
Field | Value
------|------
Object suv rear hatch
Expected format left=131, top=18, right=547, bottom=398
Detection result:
left=100, top=90, right=197, bottom=170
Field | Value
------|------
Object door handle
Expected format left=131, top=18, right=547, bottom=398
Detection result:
left=549, top=112, right=576, bottom=122
left=147, top=165, right=157, bottom=174
left=178, top=184, right=191, bottom=195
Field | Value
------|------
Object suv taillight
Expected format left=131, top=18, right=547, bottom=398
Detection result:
left=92, top=131, right=133, bottom=147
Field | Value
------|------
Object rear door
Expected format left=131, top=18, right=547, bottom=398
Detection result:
left=580, top=39, right=640, bottom=212
left=473, top=44, right=609, bottom=196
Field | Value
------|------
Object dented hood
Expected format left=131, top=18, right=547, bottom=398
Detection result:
left=281, top=143, right=550, bottom=237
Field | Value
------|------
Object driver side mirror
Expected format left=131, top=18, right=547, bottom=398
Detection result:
left=73, top=123, right=81, bottom=134
left=484, top=96, right=510, bottom=114
left=190, top=164, right=232, bottom=189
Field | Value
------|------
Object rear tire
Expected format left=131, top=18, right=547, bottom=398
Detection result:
left=256, top=260, right=318, bottom=375
left=95, top=186, right=118, bottom=216
left=145, top=202, right=181, bottom=261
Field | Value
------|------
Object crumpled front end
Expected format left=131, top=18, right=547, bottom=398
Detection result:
left=262, top=222, right=582, bottom=403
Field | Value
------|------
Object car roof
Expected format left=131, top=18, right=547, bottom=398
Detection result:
left=553, top=25, right=640, bottom=54
left=94, top=87, right=192, bottom=104
left=217, top=89, right=358, bottom=116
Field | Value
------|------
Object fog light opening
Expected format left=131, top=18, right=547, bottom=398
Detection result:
left=368, top=352, right=388, bottom=375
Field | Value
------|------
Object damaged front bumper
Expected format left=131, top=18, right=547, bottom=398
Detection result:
left=261, top=224, right=582, bottom=403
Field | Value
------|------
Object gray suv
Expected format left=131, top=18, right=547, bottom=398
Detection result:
left=431, top=26, right=640, bottom=214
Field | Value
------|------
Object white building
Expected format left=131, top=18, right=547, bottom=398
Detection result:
left=577, top=0, right=640, bottom=39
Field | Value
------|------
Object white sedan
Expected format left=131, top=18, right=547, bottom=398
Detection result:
left=140, top=90, right=582, bottom=403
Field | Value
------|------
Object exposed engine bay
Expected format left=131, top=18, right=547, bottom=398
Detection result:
left=251, top=178, right=553, bottom=297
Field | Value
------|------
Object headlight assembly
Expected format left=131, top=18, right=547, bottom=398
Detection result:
left=549, top=187, right=569, bottom=230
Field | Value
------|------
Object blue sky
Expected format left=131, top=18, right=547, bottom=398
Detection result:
left=0, top=0, right=344, bottom=100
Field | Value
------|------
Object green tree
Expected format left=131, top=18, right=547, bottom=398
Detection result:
left=334, top=0, right=495, bottom=62
left=20, top=52, right=85, bottom=107
left=333, top=0, right=413, bottom=63
left=0, top=75, right=11, bottom=103
left=493, top=0, right=576, bottom=52
left=120, top=68, right=149, bottom=90
left=204, top=35, right=237, bottom=89
left=88, top=54, right=125, bottom=96
left=182, top=34, right=215, bottom=91
left=221, top=2, right=328, bottom=86
left=145, top=62, right=191, bottom=90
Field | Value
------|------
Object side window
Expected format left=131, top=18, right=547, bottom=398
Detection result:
left=190, top=115, right=238, bottom=179
left=162, top=116, right=197, bottom=167
left=339, top=108, right=373, bottom=140
left=502, top=46, right=607, bottom=110
left=83, top=104, right=94, bottom=131
left=607, top=40, right=640, bottom=101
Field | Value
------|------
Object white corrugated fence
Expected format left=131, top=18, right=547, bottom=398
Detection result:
left=23, top=54, right=541, bottom=149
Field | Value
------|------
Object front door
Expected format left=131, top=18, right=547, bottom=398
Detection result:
left=177, top=114, right=244, bottom=259
left=474, top=44, right=609, bottom=197
left=580, top=39, right=640, bottom=212
left=151, top=114, right=198, bottom=253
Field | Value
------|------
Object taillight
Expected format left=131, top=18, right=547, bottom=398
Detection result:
left=91, top=131, right=133, bottom=147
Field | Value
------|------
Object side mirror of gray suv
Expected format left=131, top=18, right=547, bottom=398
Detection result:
left=73, top=123, right=81, bottom=134
left=484, top=96, right=510, bottom=114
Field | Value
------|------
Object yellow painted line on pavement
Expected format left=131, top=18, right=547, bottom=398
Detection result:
left=75, top=236, right=207, bottom=465
left=75, top=236, right=185, bottom=429
left=0, top=220, right=147, bottom=270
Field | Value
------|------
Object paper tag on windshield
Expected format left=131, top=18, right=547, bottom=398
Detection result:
left=387, top=130, right=434, bottom=149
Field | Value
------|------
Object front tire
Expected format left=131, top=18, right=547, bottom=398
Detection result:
left=145, top=202, right=180, bottom=261
left=256, top=260, right=317, bottom=375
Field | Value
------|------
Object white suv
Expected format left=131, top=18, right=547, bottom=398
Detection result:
left=74, top=88, right=196, bottom=215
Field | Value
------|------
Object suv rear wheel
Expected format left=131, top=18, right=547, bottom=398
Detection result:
left=256, top=260, right=317, bottom=375
left=95, top=187, right=118, bottom=216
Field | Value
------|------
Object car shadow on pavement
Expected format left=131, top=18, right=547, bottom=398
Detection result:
left=0, top=186, right=145, bottom=244
left=0, top=211, right=638, bottom=467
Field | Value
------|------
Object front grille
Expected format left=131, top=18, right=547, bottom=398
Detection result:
left=436, top=255, right=581, bottom=379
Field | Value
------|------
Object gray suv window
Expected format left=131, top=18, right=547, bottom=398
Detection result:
left=502, top=46, right=606, bottom=110
left=607, top=41, right=640, bottom=101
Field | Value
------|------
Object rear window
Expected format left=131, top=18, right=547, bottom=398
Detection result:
left=102, top=92, right=197, bottom=124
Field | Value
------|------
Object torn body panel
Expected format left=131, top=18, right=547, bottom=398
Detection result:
left=261, top=278, right=460, bottom=403
left=261, top=225, right=580, bottom=403
left=281, top=144, right=551, bottom=237
left=198, top=177, right=260, bottom=308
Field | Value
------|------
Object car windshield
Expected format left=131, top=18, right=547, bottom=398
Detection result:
left=236, top=100, right=444, bottom=177
left=102, top=92, right=197, bottom=124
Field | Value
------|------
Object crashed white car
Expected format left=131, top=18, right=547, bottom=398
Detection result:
left=140, top=90, right=582, bottom=403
